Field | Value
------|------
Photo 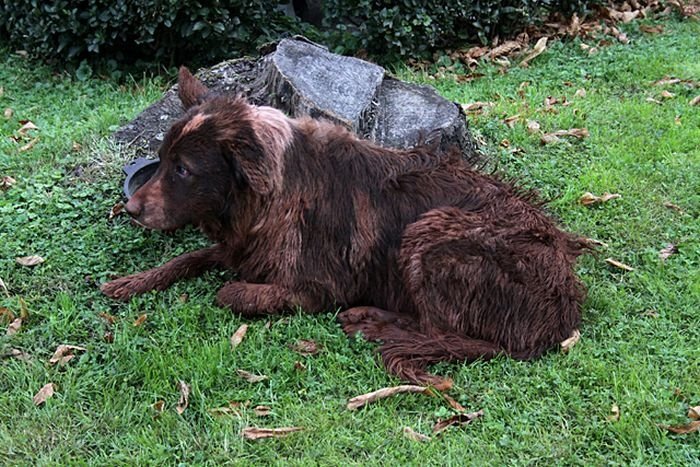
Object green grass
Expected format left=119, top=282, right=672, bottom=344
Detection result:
left=1, top=17, right=699, bottom=465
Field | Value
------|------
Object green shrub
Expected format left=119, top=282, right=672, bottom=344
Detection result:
left=0, top=0, right=307, bottom=71
left=321, top=0, right=600, bottom=62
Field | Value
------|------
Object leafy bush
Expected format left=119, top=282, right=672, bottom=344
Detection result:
left=321, top=0, right=600, bottom=62
left=0, top=0, right=307, bottom=71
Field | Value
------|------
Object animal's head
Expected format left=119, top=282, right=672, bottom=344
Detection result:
left=124, top=67, right=292, bottom=232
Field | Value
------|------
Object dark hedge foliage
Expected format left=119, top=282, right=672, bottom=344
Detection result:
left=321, top=0, right=600, bottom=61
left=0, top=0, right=307, bottom=71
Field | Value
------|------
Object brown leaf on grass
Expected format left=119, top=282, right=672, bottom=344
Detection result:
left=690, top=95, right=700, bottom=106
left=347, top=385, right=431, bottom=410
left=541, top=128, right=589, bottom=144
left=442, top=393, right=466, bottom=412
left=0, top=306, right=14, bottom=325
left=230, top=324, right=249, bottom=350
left=16, top=255, right=45, bottom=267
left=503, top=115, right=520, bottom=128
left=499, top=139, right=510, bottom=148
left=607, top=404, right=621, bottom=422
left=646, top=97, right=663, bottom=105
left=640, top=24, right=664, bottom=34
left=99, top=312, right=116, bottom=325
left=660, top=90, right=675, bottom=99
left=71, top=141, right=82, bottom=152
left=560, top=329, right=581, bottom=353
left=575, top=88, right=587, bottom=98
left=489, top=40, right=523, bottom=60
left=585, top=238, right=609, bottom=248
left=663, top=201, right=682, bottom=213
left=33, top=383, right=55, bottom=406
left=176, top=380, right=190, bottom=415
left=290, top=339, right=321, bottom=356
left=49, top=344, right=87, bottom=366
left=6, top=318, right=22, bottom=336
left=152, top=400, right=165, bottom=413
left=133, top=314, right=147, bottom=327
left=3, top=108, right=12, bottom=119
left=1, top=175, right=16, bottom=190
left=241, top=426, right=303, bottom=440
left=103, top=331, right=114, bottom=343
left=579, top=192, right=621, bottom=206
left=433, top=410, right=484, bottom=434
left=464, top=45, right=489, bottom=60
left=664, top=421, right=700, bottom=434
left=461, top=101, right=494, bottom=114
left=254, top=405, right=272, bottom=417
left=2, top=348, right=31, bottom=361
left=19, top=137, right=39, bottom=152
left=605, top=258, right=635, bottom=272
left=108, top=202, right=124, bottom=221
left=520, top=37, right=548, bottom=67
left=688, top=406, right=700, bottom=420
left=526, top=120, right=541, bottom=134
left=18, top=121, right=38, bottom=136
left=236, top=369, right=268, bottom=383
left=654, top=77, right=681, bottom=86
left=403, top=426, right=431, bottom=442
left=616, top=32, right=630, bottom=44
left=540, top=133, right=562, bottom=144
left=609, top=9, right=640, bottom=23
left=658, top=244, right=678, bottom=261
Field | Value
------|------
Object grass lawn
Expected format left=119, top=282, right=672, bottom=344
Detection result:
left=1, top=16, right=699, bottom=465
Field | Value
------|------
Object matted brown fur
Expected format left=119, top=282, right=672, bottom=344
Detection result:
left=102, top=67, right=588, bottom=388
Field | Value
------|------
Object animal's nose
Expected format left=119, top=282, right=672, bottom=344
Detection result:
left=124, top=197, right=142, bottom=218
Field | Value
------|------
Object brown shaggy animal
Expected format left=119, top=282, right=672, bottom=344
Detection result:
left=102, top=67, right=588, bottom=389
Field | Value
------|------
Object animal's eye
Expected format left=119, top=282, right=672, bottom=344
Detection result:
left=175, top=165, right=190, bottom=177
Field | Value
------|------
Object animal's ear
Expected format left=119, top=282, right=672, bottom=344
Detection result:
left=235, top=141, right=281, bottom=195
left=178, top=66, right=209, bottom=109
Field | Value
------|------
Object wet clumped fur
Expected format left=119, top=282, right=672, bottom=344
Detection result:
left=102, top=67, right=588, bottom=389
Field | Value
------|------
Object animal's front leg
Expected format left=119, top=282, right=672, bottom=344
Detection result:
left=101, top=245, right=223, bottom=301
left=216, top=281, right=300, bottom=316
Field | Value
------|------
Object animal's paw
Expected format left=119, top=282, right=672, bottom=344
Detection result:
left=100, top=273, right=152, bottom=301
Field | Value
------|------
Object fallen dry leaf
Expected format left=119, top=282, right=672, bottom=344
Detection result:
left=230, top=324, right=249, bottom=350
left=19, top=137, right=39, bottom=152
left=605, top=258, right=635, bottom=272
left=0, top=306, right=14, bottom=324
left=49, top=344, right=87, bottom=366
left=442, top=393, right=466, bottom=412
left=540, top=133, right=562, bottom=144
left=347, top=385, right=431, bottom=410
left=3, top=108, right=12, bottom=119
left=209, top=401, right=247, bottom=417
left=575, top=88, right=587, bottom=98
left=499, top=139, right=510, bottom=148
left=664, top=420, right=700, bottom=434
left=16, top=255, right=45, bottom=267
left=503, top=115, right=520, bottom=128
left=237, top=369, right=268, bottom=383
left=585, top=238, right=609, bottom=248
left=659, top=243, right=678, bottom=261
left=33, top=383, right=55, bottom=406
left=489, top=40, right=523, bottom=60
left=99, top=312, right=116, bottom=325
left=560, top=329, right=581, bottom=353
left=609, top=9, right=640, bottom=23
left=152, top=400, right=165, bottom=413
left=607, top=404, right=621, bottom=422
left=18, top=121, right=38, bottom=136
left=178, top=293, right=188, bottom=303
left=433, top=410, right=484, bottom=434
left=108, top=202, right=124, bottom=221
left=2, top=348, right=31, bottom=361
left=71, top=141, right=82, bottom=152
left=663, top=201, right=682, bottom=213
left=646, top=97, right=663, bottom=105
left=690, top=95, right=700, bottom=106
left=688, top=406, right=700, bottom=420
left=461, top=101, right=494, bottom=114
left=290, top=339, right=321, bottom=356
left=241, top=426, right=303, bottom=440
left=254, top=405, right=272, bottom=417
left=640, top=24, right=664, bottom=34
left=526, top=120, right=541, bottom=134
left=579, top=192, right=621, bottom=206
left=616, top=32, right=630, bottom=44
left=403, top=426, right=431, bottom=442
left=520, top=37, right=548, bottom=67
left=660, top=90, right=675, bottom=99
left=133, top=314, right=147, bottom=327
left=176, top=380, right=190, bottom=415
left=6, top=318, right=21, bottom=336
left=654, top=77, right=681, bottom=86
left=1, top=175, right=16, bottom=190
left=541, top=128, right=588, bottom=144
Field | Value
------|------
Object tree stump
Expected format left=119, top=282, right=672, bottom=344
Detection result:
left=113, top=37, right=477, bottom=162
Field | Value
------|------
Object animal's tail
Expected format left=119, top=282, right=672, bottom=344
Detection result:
left=339, top=306, right=520, bottom=390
